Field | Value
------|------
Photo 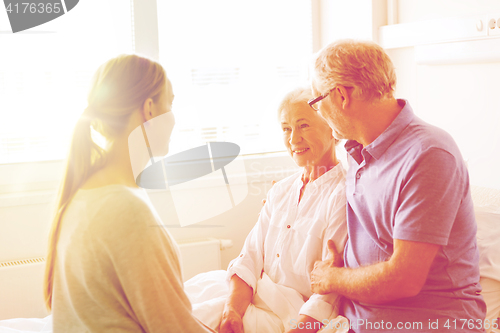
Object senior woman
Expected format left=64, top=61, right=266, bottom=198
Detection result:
left=204, top=87, right=348, bottom=333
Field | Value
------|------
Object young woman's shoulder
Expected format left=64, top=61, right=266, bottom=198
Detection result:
left=80, top=185, right=159, bottom=235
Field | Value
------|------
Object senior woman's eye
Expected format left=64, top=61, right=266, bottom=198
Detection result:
left=300, top=123, right=309, bottom=129
left=282, top=127, right=291, bottom=132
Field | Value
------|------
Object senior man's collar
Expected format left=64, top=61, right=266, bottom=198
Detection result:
left=364, top=99, right=413, bottom=161
left=345, top=99, right=413, bottom=163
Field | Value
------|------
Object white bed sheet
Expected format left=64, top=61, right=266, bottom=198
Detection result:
left=0, top=316, right=52, bottom=333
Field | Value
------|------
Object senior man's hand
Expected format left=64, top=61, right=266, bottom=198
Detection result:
left=310, top=240, right=343, bottom=295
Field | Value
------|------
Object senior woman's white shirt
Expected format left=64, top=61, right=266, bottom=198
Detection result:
left=226, top=163, right=348, bottom=322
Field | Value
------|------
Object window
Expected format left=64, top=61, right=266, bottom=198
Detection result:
left=0, top=0, right=314, bottom=164
left=0, top=0, right=133, bottom=164
left=156, top=0, right=314, bottom=155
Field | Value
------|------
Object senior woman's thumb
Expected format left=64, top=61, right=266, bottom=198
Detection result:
left=326, top=240, right=336, bottom=257
left=327, top=240, right=343, bottom=267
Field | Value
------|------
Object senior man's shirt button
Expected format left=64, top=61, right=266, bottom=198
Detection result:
left=276, top=254, right=280, bottom=258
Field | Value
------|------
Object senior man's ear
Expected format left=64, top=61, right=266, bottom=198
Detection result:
left=336, top=85, right=351, bottom=110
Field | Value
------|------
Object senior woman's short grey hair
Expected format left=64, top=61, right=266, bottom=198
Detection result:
left=277, top=87, right=314, bottom=120
left=277, top=86, right=340, bottom=146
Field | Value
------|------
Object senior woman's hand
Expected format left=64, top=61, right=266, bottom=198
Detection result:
left=220, top=275, right=252, bottom=333
left=310, top=240, right=343, bottom=295
left=220, top=305, right=244, bottom=333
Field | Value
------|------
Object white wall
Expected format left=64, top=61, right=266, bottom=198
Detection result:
left=0, top=155, right=300, bottom=270
left=385, top=0, right=500, bottom=189
left=318, top=0, right=387, bottom=46
left=397, top=0, right=500, bottom=23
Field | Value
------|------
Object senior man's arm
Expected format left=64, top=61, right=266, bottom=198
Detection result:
left=310, top=238, right=440, bottom=304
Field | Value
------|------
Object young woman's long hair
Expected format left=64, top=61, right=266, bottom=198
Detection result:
left=43, top=54, right=166, bottom=310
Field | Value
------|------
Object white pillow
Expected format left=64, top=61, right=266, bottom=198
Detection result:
left=475, top=204, right=500, bottom=280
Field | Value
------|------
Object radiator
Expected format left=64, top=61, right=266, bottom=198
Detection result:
left=0, top=238, right=232, bottom=320
left=0, top=258, right=47, bottom=320
left=177, top=237, right=233, bottom=281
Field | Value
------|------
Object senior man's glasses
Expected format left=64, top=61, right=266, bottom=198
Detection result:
left=308, top=88, right=334, bottom=111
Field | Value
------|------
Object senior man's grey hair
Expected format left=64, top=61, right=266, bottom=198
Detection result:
left=313, top=39, right=397, bottom=101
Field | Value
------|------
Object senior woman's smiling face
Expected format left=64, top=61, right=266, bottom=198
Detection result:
left=280, top=102, right=336, bottom=168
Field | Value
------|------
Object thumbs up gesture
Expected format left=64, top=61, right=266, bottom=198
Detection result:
left=325, top=239, right=343, bottom=267
left=310, top=240, right=343, bottom=294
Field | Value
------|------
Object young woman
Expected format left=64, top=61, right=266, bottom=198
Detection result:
left=43, top=54, right=213, bottom=332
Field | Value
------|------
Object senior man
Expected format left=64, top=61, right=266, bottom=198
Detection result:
left=309, top=39, right=487, bottom=332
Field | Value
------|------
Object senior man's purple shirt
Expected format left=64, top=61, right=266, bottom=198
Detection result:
left=341, top=100, right=486, bottom=332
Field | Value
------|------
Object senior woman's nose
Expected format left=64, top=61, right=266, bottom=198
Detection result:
left=289, top=130, right=302, bottom=144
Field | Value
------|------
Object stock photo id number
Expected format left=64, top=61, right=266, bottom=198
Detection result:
left=3, top=0, right=79, bottom=33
